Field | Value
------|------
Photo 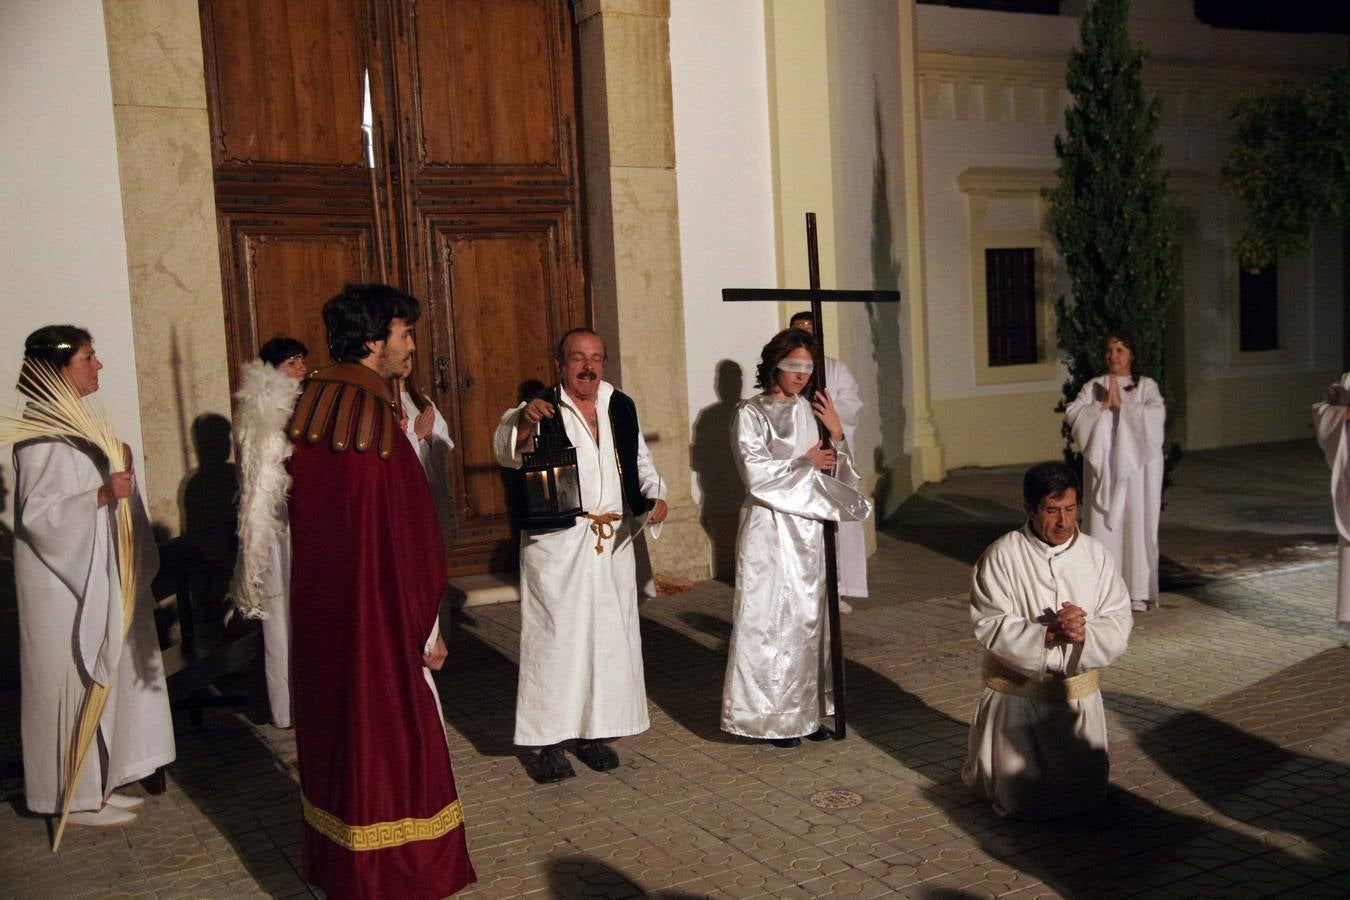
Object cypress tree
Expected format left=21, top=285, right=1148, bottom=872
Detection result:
left=1048, top=0, right=1178, bottom=452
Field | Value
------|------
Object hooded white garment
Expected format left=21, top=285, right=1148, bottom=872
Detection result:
left=720, top=393, right=872, bottom=740
left=13, top=438, right=176, bottom=813
left=494, top=381, right=665, bottom=746
left=962, top=525, right=1132, bottom=820
left=1312, top=372, right=1350, bottom=630
left=1065, top=374, right=1165, bottom=606
left=824, top=358, right=868, bottom=598
left=229, top=360, right=301, bottom=727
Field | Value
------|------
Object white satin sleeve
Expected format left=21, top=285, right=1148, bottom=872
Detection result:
left=493, top=402, right=528, bottom=468
left=970, top=543, right=1047, bottom=678
left=1313, top=373, right=1350, bottom=542
left=1077, top=548, right=1133, bottom=671
left=732, top=403, right=871, bottom=523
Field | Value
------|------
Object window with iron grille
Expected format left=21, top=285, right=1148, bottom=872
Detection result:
left=985, top=248, right=1038, bottom=366
left=1239, top=262, right=1278, bottom=353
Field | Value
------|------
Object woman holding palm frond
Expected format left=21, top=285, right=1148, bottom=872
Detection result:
left=12, top=325, right=174, bottom=828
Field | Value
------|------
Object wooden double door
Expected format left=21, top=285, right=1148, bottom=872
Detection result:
left=201, top=0, right=586, bottom=572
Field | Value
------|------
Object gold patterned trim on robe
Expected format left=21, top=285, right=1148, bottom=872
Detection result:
left=302, top=795, right=464, bottom=851
left=982, top=654, right=1100, bottom=702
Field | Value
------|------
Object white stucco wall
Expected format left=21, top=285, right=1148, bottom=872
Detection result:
left=0, top=0, right=145, bottom=530
left=670, top=0, right=780, bottom=505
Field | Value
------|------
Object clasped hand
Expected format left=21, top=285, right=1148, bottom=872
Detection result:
left=97, top=444, right=135, bottom=508
left=1102, top=375, right=1123, bottom=411
left=1043, top=601, right=1087, bottom=644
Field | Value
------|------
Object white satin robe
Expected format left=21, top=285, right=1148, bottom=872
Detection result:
left=1312, top=372, right=1350, bottom=630
left=1065, top=374, right=1165, bottom=606
left=721, top=394, right=872, bottom=740
left=494, top=381, right=665, bottom=746
left=962, top=526, right=1132, bottom=819
left=825, top=358, right=868, bottom=598
left=401, top=390, right=455, bottom=551
left=13, top=438, right=176, bottom=814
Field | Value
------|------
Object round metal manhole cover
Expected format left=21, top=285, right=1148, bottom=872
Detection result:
left=809, top=788, right=864, bottom=809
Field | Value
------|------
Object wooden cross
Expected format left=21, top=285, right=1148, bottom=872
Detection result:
left=722, top=212, right=901, bottom=740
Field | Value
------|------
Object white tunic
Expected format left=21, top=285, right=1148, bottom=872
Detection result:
left=1312, top=372, right=1350, bottom=630
left=493, top=381, right=665, bottom=746
left=1065, top=374, right=1165, bottom=605
left=13, top=438, right=176, bottom=814
left=825, top=357, right=868, bottom=598
left=400, top=390, right=455, bottom=551
left=962, top=526, right=1132, bottom=820
left=721, top=394, right=872, bottom=739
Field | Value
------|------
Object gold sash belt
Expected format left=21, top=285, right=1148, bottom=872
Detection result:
left=982, top=654, right=1100, bottom=702
left=583, top=512, right=624, bottom=554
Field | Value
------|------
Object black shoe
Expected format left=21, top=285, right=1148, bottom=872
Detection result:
left=575, top=739, right=620, bottom=772
left=534, top=746, right=576, bottom=783
left=769, top=737, right=801, bottom=748
left=804, top=727, right=832, bottom=742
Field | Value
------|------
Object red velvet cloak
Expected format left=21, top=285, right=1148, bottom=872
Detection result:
left=286, top=364, right=474, bottom=899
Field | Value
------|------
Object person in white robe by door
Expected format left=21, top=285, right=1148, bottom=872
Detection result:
left=396, top=362, right=455, bottom=549
left=230, top=337, right=307, bottom=728
left=1312, top=372, right=1350, bottom=633
left=494, top=328, right=668, bottom=782
left=13, top=326, right=175, bottom=828
left=789, top=311, right=868, bottom=599
left=963, top=461, right=1133, bottom=820
left=721, top=328, right=872, bottom=747
left=1065, top=332, right=1165, bottom=612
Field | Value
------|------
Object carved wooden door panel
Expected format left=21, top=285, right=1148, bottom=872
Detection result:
left=201, top=0, right=585, bottom=573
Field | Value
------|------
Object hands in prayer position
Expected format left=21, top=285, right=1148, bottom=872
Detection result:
left=1103, top=375, right=1123, bottom=411
left=1044, top=601, right=1087, bottom=645
left=413, top=404, right=435, bottom=441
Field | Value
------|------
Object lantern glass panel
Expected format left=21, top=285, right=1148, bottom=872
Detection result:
left=525, top=469, right=552, bottom=513
left=554, top=465, right=580, bottom=512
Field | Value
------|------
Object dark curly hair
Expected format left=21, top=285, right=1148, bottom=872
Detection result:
left=322, top=284, right=421, bottom=363
left=754, top=328, right=817, bottom=394
left=1023, top=461, right=1081, bottom=511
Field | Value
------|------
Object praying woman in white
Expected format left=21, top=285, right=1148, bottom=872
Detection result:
left=721, top=328, right=872, bottom=746
left=13, top=327, right=174, bottom=827
left=1064, top=332, right=1165, bottom=612
left=1312, top=372, right=1350, bottom=631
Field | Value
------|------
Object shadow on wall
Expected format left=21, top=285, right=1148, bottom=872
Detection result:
left=176, top=413, right=238, bottom=626
left=690, top=360, right=747, bottom=582
left=867, top=84, right=908, bottom=521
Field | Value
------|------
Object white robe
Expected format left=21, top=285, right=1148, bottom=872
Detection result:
left=493, top=381, right=665, bottom=746
left=721, top=394, right=872, bottom=740
left=1312, top=372, right=1350, bottom=630
left=1065, top=374, right=1165, bottom=606
left=13, top=438, right=176, bottom=814
left=962, top=526, right=1132, bottom=820
left=825, top=357, right=868, bottom=598
left=401, top=390, right=455, bottom=551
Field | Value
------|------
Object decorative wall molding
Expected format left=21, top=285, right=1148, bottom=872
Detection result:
left=919, top=51, right=1319, bottom=126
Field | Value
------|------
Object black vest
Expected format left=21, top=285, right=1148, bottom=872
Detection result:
left=536, top=385, right=654, bottom=517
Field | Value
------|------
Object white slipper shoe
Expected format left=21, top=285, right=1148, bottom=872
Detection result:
left=66, top=805, right=137, bottom=827
left=104, top=792, right=145, bottom=811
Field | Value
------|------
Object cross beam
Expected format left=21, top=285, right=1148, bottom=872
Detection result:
left=721, top=212, right=899, bottom=740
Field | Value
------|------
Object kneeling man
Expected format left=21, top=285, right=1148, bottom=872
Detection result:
left=962, top=461, right=1133, bottom=819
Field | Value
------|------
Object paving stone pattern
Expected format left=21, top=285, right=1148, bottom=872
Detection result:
left=3, top=450, right=1349, bottom=898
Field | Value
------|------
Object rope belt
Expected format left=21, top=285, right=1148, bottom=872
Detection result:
left=982, top=654, right=1100, bottom=703
left=583, top=512, right=624, bottom=554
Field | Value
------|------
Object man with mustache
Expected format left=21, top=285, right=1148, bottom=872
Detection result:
left=962, top=461, right=1133, bottom=820
left=494, top=328, right=669, bottom=782
left=284, top=284, right=475, bottom=898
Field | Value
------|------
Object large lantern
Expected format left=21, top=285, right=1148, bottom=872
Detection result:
left=520, top=428, right=583, bottom=530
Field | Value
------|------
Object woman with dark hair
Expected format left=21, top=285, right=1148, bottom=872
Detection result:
left=1064, top=331, right=1166, bottom=612
left=721, top=328, right=872, bottom=747
left=12, top=325, right=175, bottom=827
left=230, top=336, right=308, bottom=727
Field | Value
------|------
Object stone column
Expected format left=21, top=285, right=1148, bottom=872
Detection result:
left=103, top=0, right=232, bottom=531
left=573, top=0, right=707, bottom=580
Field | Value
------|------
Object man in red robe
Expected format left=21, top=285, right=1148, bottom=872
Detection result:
left=285, top=283, right=475, bottom=899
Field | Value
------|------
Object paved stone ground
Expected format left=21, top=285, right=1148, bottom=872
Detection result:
left=2, top=441, right=1348, bottom=898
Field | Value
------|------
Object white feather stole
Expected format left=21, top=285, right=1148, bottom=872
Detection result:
left=228, top=361, right=300, bottom=619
